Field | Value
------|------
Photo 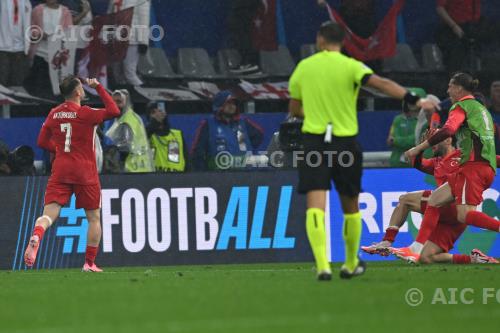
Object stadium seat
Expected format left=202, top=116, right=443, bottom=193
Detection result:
left=382, top=44, right=421, bottom=72
left=300, top=44, right=317, bottom=59
left=217, top=49, right=242, bottom=76
left=178, top=48, right=217, bottom=78
left=421, top=43, right=445, bottom=72
left=138, top=47, right=178, bottom=78
left=260, top=46, right=296, bottom=76
left=480, top=52, right=500, bottom=72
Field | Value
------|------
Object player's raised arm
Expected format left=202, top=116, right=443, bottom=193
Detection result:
left=412, top=151, right=435, bottom=175
left=37, top=123, right=56, bottom=153
left=405, top=107, right=466, bottom=160
left=85, top=78, right=120, bottom=121
left=365, top=75, right=440, bottom=112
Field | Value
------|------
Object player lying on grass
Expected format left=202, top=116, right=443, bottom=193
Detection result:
left=24, top=76, right=120, bottom=272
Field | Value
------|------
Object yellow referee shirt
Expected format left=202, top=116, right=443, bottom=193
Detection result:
left=289, top=50, right=373, bottom=136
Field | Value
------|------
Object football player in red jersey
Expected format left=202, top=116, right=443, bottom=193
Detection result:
left=24, top=76, right=120, bottom=272
left=362, top=134, right=460, bottom=258
left=405, top=73, right=500, bottom=264
left=362, top=133, right=499, bottom=264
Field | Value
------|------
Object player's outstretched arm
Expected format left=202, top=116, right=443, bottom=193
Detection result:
left=85, top=78, right=120, bottom=121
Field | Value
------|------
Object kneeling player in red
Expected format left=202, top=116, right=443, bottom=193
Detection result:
left=406, top=73, right=500, bottom=249
left=24, top=76, right=120, bottom=272
left=419, top=221, right=498, bottom=264
left=362, top=134, right=460, bottom=259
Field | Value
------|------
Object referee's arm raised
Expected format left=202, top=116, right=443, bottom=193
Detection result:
left=365, top=74, right=440, bottom=112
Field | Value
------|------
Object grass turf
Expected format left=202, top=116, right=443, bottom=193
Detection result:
left=1, top=262, right=500, bottom=333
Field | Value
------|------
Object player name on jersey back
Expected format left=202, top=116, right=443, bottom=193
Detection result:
left=53, top=111, right=77, bottom=119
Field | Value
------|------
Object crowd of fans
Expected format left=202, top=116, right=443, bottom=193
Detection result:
left=1, top=1, right=500, bottom=89
left=0, top=0, right=150, bottom=92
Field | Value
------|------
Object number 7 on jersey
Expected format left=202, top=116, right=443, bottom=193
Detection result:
left=61, top=123, right=72, bottom=152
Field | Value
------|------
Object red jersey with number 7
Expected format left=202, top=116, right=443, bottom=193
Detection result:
left=37, top=85, right=120, bottom=185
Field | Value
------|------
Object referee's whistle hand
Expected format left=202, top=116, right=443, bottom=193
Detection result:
left=417, top=98, right=441, bottom=112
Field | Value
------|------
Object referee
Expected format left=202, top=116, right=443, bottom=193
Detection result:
left=288, top=22, right=438, bottom=280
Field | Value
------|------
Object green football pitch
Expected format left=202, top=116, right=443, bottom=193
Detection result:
left=1, top=262, right=499, bottom=333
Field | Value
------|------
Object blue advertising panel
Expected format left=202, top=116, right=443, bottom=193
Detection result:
left=2, top=171, right=312, bottom=271
left=329, top=169, right=500, bottom=262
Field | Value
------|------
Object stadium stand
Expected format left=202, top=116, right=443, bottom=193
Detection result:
left=382, top=44, right=421, bottom=73
left=138, top=47, right=179, bottom=79
left=300, top=44, right=317, bottom=59
left=217, top=49, right=242, bottom=77
left=260, top=46, right=296, bottom=77
left=421, top=43, right=446, bottom=72
left=178, top=48, right=218, bottom=78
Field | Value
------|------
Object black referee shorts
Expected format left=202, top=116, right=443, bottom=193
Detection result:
left=298, top=133, right=363, bottom=197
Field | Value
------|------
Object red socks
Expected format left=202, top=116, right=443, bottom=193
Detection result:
left=33, top=226, right=45, bottom=241
left=465, top=211, right=500, bottom=232
left=416, top=206, right=440, bottom=244
left=85, top=246, right=99, bottom=266
left=452, top=254, right=471, bottom=264
left=383, top=227, right=399, bottom=243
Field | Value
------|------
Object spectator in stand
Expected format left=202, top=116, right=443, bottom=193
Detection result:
left=0, top=0, right=32, bottom=87
left=105, top=89, right=155, bottom=173
left=317, top=0, right=380, bottom=72
left=25, top=0, right=73, bottom=97
left=146, top=101, right=188, bottom=172
left=191, top=90, right=264, bottom=171
left=108, top=0, right=150, bottom=86
left=227, top=0, right=262, bottom=75
left=489, top=80, right=500, bottom=114
left=436, top=0, right=489, bottom=72
left=387, top=100, right=420, bottom=168
left=60, top=0, right=92, bottom=25
left=59, top=1, right=94, bottom=82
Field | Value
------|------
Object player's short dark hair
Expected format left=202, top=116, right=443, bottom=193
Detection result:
left=59, top=75, right=81, bottom=99
left=451, top=72, right=479, bottom=92
left=318, top=21, right=345, bottom=44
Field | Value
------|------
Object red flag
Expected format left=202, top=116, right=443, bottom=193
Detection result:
left=326, top=0, right=405, bottom=62
left=252, top=0, right=278, bottom=51
left=88, top=8, right=134, bottom=73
